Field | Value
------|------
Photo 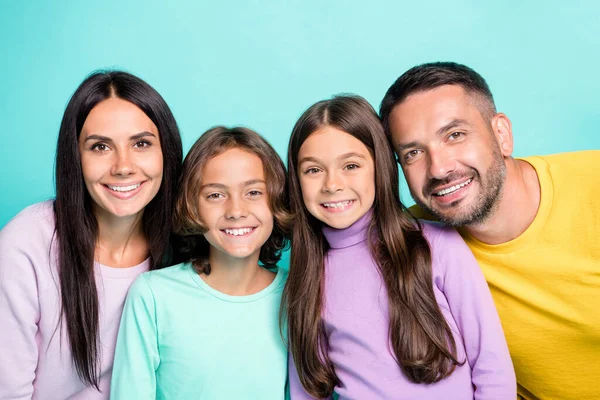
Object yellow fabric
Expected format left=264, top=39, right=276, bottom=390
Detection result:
left=409, top=151, right=600, bottom=400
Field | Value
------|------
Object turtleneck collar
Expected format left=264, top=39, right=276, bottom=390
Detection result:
left=322, top=209, right=373, bottom=249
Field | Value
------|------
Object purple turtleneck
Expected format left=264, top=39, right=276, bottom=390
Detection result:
left=289, top=211, right=515, bottom=399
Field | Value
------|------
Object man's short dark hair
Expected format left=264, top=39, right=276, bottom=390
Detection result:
left=379, top=62, right=497, bottom=135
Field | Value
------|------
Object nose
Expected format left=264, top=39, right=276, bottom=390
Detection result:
left=322, top=171, right=343, bottom=194
left=111, top=150, right=135, bottom=177
left=225, top=196, right=248, bottom=220
left=427, top=148, right=456, bottom=179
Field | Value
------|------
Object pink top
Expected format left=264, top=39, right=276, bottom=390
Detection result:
left=0, top=201, right=149, bottom=399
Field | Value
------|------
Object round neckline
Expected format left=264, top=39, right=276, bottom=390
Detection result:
left=94, top=258, right=151, bottom=278
left=187, top=263, right=284, bottom=303
left=460, top=156, right=553, bottom=254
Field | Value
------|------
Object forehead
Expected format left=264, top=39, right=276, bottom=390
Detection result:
left=388, top=85, right=484, bottom=141
left=298, top=126, right=371, bottom=160
left=81, top=97, right=158, bottom=136
left=202, top=148, right=265, bottom=184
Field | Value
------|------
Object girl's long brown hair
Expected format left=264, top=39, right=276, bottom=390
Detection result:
left=282, top=95, right=462, bottom=398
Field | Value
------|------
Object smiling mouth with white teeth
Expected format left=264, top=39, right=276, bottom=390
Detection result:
left=321, top=200, right=354, bottom=208
left=432, top=178, right=473, bottom=197
left=222, top=227, right=256, bottom=236
left=105, top=183, right=142, bottom=192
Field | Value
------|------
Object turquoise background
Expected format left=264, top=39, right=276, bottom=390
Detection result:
left=1, top=0, right=599, bottom=232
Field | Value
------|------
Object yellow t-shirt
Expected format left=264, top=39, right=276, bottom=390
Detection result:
left=410, top=151, right=600, bottom=400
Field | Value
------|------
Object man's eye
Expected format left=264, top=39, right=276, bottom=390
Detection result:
left=449, top=132, right=464, bottom=140
left=405, top=150, right=421, bottom=160
left=207, top=193, right=224, bottom=200
left=248, top=190, right=262, bottom=197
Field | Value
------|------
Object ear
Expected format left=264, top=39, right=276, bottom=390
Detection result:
left=491, top=113, right=513, bottom=157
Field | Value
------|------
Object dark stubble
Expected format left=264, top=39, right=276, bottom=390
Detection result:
left=411, top=142, right=506, bottom=227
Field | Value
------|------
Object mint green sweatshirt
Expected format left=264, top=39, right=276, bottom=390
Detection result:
left=110, top=262, right=288, bottom=399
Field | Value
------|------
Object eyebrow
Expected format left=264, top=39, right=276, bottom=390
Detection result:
left=396, top=119, right=470, bottom=152
left=200, top=179, right=266, bottom=190
left=298, top=152, right=367, bottom=165
left=83, top=131, right=157, bottom=142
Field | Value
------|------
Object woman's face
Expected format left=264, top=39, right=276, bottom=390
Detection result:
left=78, top=97, right=163, bottom=222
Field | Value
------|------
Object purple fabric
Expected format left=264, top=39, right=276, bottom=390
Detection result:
left=289, top=211, right=515, bottom=399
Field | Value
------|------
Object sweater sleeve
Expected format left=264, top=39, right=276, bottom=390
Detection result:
left=110, top=274, right=160, bottom=399
left=430, top=225, right=516, bottom=399
left=0, top=213, right=42, bottom=399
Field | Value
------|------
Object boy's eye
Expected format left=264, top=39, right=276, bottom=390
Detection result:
left=91, top=143, right=109, bottom=152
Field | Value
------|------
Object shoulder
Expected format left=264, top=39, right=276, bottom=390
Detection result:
left=0, top=201, right=55, bottom=240
left=419, top=220, right=463, bottom=248
left=418, top=220, right=475, bottom=276
left=0, top=201, right=56, bottom=264
left=141, top=262, right=190, bottom=286
left=523, top=151, right=599, bottom=180
left=406, top=204, right=438, bottom=221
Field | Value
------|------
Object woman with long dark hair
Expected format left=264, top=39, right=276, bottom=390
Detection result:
left=283, top=95, right=515, bottom=399
left=0, top=71, right=182, bottom=399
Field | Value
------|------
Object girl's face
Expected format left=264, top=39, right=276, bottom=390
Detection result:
left=297, top=126, right=375, bottom=229
left=198, top=147, right=274, bottom=262
left=78, top=97, right=163, bottom=221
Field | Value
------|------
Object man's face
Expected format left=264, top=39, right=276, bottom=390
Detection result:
left=387, top=85, right=507, bottom=226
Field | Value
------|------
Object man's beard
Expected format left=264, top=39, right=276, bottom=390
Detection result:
left=412, top=147, right=506, bottom=227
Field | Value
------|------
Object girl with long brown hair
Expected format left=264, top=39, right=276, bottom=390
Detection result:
left=283, top=95, right=515, bottom=399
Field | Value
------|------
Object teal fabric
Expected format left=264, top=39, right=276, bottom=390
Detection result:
left=111, top=263, right=288, bottom=399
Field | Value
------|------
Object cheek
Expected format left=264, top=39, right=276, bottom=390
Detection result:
left=79, top=155, right=102, bottom=183
left=139, top=152, right=164, bottom=177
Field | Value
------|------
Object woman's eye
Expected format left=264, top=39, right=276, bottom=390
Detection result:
left=305, top=167, right=320, bottom=174
left=91, top=143, right=109, bottom=152
left=207, top=193, right=224, bottom=200
left=134, top=140, right=151, bottom=148
left=344, top=163, right=359, bottom=170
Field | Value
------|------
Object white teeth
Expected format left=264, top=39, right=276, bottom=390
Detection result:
left=435, top=179, right=473, bottom=196
left=224, top=228, right=253, bottom=236
left=322, top=200, right=353, bottom=208
left=107, top=183, right=141, bottom=192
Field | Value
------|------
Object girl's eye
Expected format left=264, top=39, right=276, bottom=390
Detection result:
left=91, top=143, right=109, bottom=152
left=134, top=140, right=152, bottom=148
left=304, top=167, right=320, bottom=174
left=206, top=193, right=224, bottom=200
left=344, top=163, right=359, bottom=171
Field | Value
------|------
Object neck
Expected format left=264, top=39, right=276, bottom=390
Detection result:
left=463, top=158, right=540, bottom=245
left=94, top=208, right=148, bottom=268
left=201, top=250, right=275, bottom=296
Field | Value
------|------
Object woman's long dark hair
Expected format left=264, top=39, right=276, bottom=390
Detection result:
left=53, top=70, right=182, bottom=389
left=283, top=95, right=461, bottom=398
